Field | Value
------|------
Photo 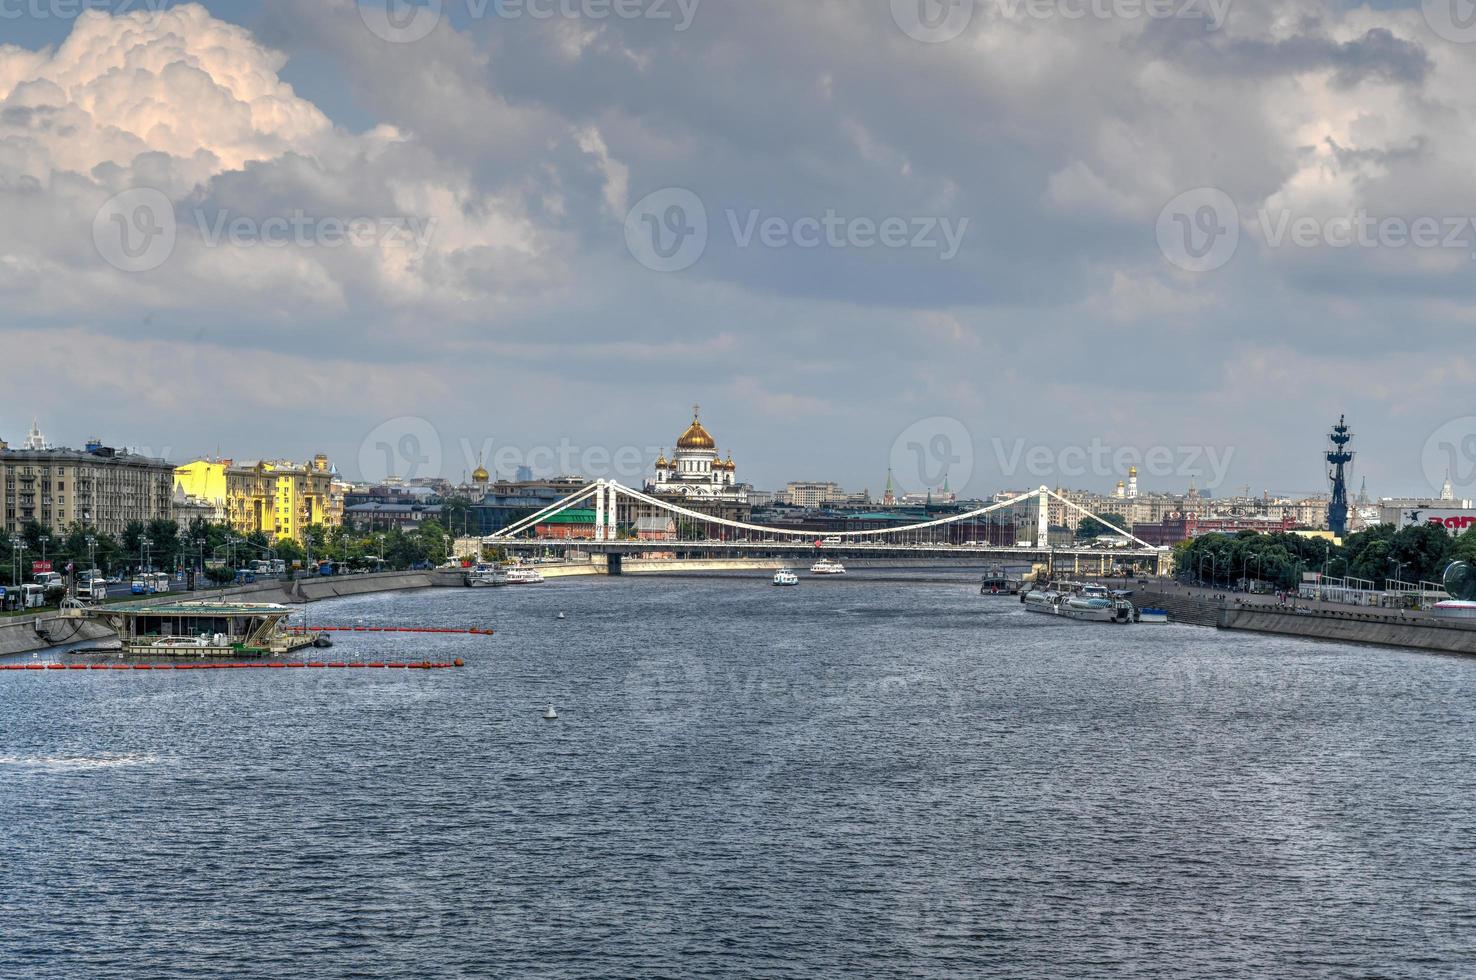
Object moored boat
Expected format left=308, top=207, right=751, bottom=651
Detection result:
left=810, top=558, right=846, bottom=575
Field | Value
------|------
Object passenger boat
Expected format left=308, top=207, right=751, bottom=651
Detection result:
left=505, top=567, right=545, bottom=585
left=773, top=568, right=799, bottom=587
left=980, top=572, right=1022, bottom=595
left=1137, top=608, right=1169, bottom=624
left=809, top=558, right=846, bottom=575
left=464, top=564, right=509, bottom=588
left=1060, top=596, right=1118, bottom=622
left=1022, top=589, right=1064, bottom=614
left=1022, top=590, right=1133, bottom=623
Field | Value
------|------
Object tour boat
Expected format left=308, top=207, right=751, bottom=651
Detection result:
left=464, top=565, right=508, bottom=588
left=504, top=568, right=545, bottom=585
left=773, top=568, right=799, bottom=587
left=809, top=558, right=846, bottom=575
left=1059, top=596, right=1117, bottom=621
left=1021, top=590, right=1121, bottom=622
left=1022, top=589, right=1064, bottom=614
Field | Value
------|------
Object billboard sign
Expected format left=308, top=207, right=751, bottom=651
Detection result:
left=1400, top=508, right=1476, bottom=534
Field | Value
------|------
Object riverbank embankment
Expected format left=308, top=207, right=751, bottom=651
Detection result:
left=1133, top=586, right=1476, bottom=655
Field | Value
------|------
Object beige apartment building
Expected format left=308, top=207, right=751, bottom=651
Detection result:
left=0, top=445, right=176, bottom=537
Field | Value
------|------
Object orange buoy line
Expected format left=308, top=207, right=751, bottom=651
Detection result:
left=283, top=626, right=495, bottom=635
left=2, top=659, right=466, bottom=672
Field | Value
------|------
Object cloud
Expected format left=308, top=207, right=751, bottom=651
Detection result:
left=5, top=0, right=1476, bottom=497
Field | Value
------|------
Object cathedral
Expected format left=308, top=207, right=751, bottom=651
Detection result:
left=645, top=406, right=750, bottom=522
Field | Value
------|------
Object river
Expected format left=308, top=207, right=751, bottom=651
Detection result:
left=2, top=572, right=1474, bottom=978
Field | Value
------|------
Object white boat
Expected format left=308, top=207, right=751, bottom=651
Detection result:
left=464, top=565, right=508, bottom=588
left=1060, top=596, right=1117, bottom=621
left=1022, top=589, right=1063, bottom=614
left=773, top=568, right=799, bottom=587
left=1022, top=590, right=1121, bottom=622
left=1137, top=607, right=1169, bottom=624
left=810, top=558, right=846, bottom=575
left=505, top=568, right=545, bottom=585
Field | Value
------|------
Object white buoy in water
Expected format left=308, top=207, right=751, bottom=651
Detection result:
left=543, top=705, right=559, bottom=721
left=557, top=612, right=566, bottom=620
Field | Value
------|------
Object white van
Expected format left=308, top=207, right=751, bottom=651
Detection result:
left=20, top=584, right=47, bottom=609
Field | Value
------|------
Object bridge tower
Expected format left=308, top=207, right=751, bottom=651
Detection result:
left=1325, top=415, right=1353, bottom=537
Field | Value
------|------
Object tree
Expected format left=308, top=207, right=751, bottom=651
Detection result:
left=1077, top=515, right=1129, bottom=540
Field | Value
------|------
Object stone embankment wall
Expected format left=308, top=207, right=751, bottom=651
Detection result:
left=1134, top=586, right=1476, bottom=654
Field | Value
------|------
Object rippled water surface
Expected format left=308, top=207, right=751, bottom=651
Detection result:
left=3, top=573, right=1476, bottom=978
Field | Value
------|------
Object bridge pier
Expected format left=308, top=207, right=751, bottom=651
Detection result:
left=607, top=553, right=623, bottom=576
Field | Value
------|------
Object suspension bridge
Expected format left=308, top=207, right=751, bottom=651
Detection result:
left=485, top=481, right=1169, bottom=576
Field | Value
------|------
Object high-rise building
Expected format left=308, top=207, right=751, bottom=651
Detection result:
left=1, top=437, right=175, bottom=537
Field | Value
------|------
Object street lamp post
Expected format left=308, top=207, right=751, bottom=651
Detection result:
left=39, top=535, right=49, bottom=565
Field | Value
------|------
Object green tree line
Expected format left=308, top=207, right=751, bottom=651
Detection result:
left=1174, top=522, right=1476, bottom=590
left=0, top=517, right=453, bottom=586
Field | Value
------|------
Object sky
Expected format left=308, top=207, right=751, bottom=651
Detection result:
left=2, top=0, right=1475, bottom=501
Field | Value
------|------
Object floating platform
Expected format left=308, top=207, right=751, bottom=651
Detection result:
left=67, top=601, right=321, bottom=658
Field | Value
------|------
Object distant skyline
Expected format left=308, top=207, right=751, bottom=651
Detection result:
left=0, top=408, right=1434, bottom=503
left=3, top=2, right=1475, bottom=501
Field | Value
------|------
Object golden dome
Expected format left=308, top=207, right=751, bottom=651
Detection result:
left=720, top=455, right=735, bottom=470
left=472, top=464, right=490, bottom=483
left=676, top=406, right=716, bottom=450
left=655, top=451, right=669, bottom=468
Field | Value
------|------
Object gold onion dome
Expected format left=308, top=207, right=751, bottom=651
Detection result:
left=472, top=463, right=490, bottom=482
left=656, top=451, right=669, bottom=468
left=676, top=411, right=716, bottom=450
